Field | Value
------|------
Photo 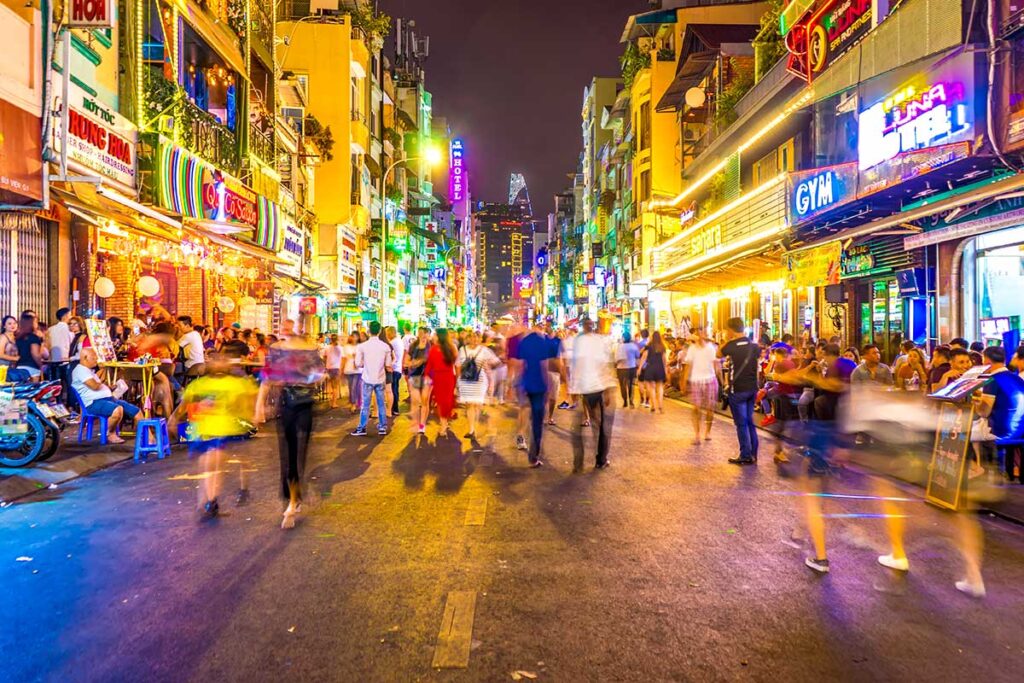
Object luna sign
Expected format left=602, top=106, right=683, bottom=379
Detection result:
left=859, top=82, right=971, bottom=171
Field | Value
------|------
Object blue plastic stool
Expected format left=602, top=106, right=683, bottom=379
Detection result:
left=71, top=388, right=116, bottom=445
left=134, top=418, right=171, bottom=462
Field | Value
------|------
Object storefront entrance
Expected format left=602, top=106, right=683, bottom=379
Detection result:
left=854, top=279, right=903, bottom=362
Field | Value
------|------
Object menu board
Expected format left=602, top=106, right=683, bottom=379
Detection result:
left=925, top=403, right=974, bottom=510
left=928, top=365, right=990, bottom=402
left=85, top=319, right=117, bottom=364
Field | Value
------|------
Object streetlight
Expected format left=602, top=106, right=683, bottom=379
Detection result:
left=379, top=145, right=443, bottom=322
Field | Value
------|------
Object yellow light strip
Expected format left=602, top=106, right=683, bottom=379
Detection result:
left=671, top=278, right=786, bottom=308
left=654, top=173, right=786, bottom=253
left=652, top=223, right=787, bottom=284
left=650, top=90, right=815, bottom=211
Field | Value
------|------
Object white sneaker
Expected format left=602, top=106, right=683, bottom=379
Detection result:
left=955, top=579, right=986, bottom=598
left=877, top=554, right=909, bottom=572
left=281, top=509, right=296, bottom=530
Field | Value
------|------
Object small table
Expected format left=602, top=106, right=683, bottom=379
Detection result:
left=100, top=362, right=161, bottom=418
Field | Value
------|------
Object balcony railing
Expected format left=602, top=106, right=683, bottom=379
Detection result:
left=250, top=1, right=274, bottom=59
left=180, top=96, right=240, bottom=172
left=249, top=123, right=275, bottom=167
left=144, top=70, right=240, bottom=173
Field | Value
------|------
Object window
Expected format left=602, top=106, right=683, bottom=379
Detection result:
left=753, top=150, right=778, bottom=187
left=777, top=138, right=795, bottom=173
left=639, top=102, right=651, bottom=150
left=639, top=170, right=651, bottom=202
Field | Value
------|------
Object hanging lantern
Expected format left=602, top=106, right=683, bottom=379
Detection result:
left=94, top=277, right=116, bottom=299
left=217, top=296, right=236, bottom=312
left=137, top=275, right=161, bottom=297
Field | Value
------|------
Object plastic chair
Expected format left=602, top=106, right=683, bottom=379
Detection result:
left=134, top=418, right=171, bottom=462
left=70, top=387, right=118, bottom=446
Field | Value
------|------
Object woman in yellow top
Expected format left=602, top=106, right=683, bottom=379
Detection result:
left=183, top=359, right=257, bottom=519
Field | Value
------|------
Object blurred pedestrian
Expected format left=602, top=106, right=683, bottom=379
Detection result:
left=639, top=331, right=668, bottom=414
left=456, top=330, right=498, bottom=438
left=570, top=318, right=617, bottom=471
left=324, top=334, right=343, bottom=409
left=405, top=327, right=432, bottom=433
left=350, top=321, right=394, bottom=437
left=516, top=321, right=560, bottom=467
left=615, top=331, right=640, bottom=408
left=342, top=333, right=361, bottom=413
left=386, top=326, right=404, bottom=417
left=720, top=318, right=760, bottom=465
left=425, top=328, right=458, bottom=436
left=263, top=330, right=325, bottom=529
left=680, top=330, right=720, bottom=444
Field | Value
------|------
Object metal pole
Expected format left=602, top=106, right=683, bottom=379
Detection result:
left=60, top=28, right=70, bottom=180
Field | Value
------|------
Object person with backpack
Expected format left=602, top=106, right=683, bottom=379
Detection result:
left=456, top=330, right=498, bottom=438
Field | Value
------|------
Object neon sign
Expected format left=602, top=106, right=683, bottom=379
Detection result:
left=858, top=82, right=970, bottom=171
left=450, top=138, right=466, bottom=202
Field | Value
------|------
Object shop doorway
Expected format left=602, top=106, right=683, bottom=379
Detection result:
left=855, top=279, right=902, bottom=363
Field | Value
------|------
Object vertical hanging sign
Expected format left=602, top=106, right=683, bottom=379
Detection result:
left=449, top=138, right=466, bottom=202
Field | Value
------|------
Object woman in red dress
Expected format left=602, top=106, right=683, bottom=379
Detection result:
left=424, top=328, right=458, bottom=435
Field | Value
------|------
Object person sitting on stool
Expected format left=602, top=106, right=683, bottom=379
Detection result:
left=71, top=348, right=141, bottom=444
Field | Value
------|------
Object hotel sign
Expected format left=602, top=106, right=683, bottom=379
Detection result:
left=450, top=138, right=466, bottom=202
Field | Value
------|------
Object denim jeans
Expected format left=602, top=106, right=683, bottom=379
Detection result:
left=357, top=382, right=387, bottom=430
left=527, top=391, right=547, bottom=463
left=573, top=390, right=615, bottom=469
left=388, top=371, right=401, bottom=414
left=727, top=389, right=759, bottom=460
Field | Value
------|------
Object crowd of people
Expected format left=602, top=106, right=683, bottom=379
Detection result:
left=8, top=305, right=1024, bottom=596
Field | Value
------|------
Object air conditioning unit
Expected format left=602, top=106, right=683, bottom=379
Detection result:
left=310, top=0, right=339, bottom=15
left=158, top=115, right=175, bottom=135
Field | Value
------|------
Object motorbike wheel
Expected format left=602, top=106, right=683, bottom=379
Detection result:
left=37, top=423, right=62, bottom=461
left=0, top=412, right=47, bottom=468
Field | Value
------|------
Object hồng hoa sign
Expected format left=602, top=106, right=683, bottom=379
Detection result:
left=859, top=82, right=971, bottom=171
left=158, top=144, right=258, bottom=226
left=52, top=83, right=137, bottom=193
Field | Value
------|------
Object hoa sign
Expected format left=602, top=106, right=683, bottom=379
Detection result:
left=450, top=138, right=466, bottom=202
left=67, top=0, right=113, bottom=28
left=859, top=82, right=970, bottom=171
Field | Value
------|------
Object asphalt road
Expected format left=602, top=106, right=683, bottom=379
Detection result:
left=3, top=395, right=1024, bottom=682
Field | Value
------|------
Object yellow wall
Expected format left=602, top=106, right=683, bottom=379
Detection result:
left=277, top=20, right=354, bottom=228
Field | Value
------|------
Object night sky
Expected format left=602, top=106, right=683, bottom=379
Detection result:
left=379, top=0, right=648, bottom=216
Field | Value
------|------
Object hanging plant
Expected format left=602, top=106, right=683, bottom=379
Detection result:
left=304, top=114, right=335, bottom=162
left=620, top=42, right=651, bottom=90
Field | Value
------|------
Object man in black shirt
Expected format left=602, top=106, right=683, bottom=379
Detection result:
left=720, top=317, right=760, bottom=465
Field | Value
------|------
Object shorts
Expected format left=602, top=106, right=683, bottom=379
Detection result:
left=189, top=437, right=229, bottom=456
left=88, top=398, right=141, bottom=420
left=327, top=368, right=341, bottom=379
left=408, top=374, right=425, bottom=390
left=689, top=378, right=719, bottom=406
left=547, top=372, right=561, bottom=399
left=970, top=418, right=994, bottom=443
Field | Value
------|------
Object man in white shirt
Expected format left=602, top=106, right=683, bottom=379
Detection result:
left=351, top=321, right=394, bottom=436
left=48, top=307, right=72, bottom=364
left=680, top=332, right=721, bottom=443
left=569, top=318, right=618, bottom=471
left=72, top=348, right=140, bottom=443
left=387, top=326, right=405, bottom=417
left=176, top=315, right=206, bottom=378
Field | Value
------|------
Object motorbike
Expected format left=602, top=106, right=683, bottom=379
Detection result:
left=0, top=380, right=70, bottom=468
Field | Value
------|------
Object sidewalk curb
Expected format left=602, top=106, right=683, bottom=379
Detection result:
left=0, top=450, right=134, bottom=506
left=667, top=394, right=1024, bottom=527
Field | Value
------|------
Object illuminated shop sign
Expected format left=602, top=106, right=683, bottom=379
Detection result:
left=859, top=82, right=971, bottom=171
left=67, top=0, right=113, bottom=28
left=276, top=222, right=304, bottom=278
left=158, top=143, right=282, bottom=250
left=52, top=83, right=137, bottom=192
left=788, top=164, right=856, bottom=223
left=785, top=0, right=875, bottom=83
left=514, top=275, right=534, bottom=299
left=450, top=138, right=466, bottom=202
left=840, top=244, right=874, bottom=277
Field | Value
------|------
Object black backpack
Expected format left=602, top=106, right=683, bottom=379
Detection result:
left=460, top=349, right=482, bottom=382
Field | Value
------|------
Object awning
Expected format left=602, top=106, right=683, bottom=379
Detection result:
left=271, top=272, right=327, bottom=294
left=51, top=184, right=183, bottom=242
left=181, top=4, right=249, bottom=81
left=659, top=249, right=785, bottom=294
left=620, top=8, right=678, bottom=43
left=656, top=24, right=760, bottom=113
left=185, top=224, right=289, bottom=264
